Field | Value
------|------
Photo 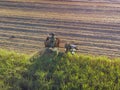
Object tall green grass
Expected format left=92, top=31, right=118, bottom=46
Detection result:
left=0, top=49, right=30, bottom=90
left=0, top=49, right=120, bottom=90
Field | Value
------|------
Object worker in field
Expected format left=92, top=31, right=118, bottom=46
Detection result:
left=65, top=42, right=78, bottom=54
left=45, top=33, right=60, bottom=48
left=48, top=33, right=56, bottom=48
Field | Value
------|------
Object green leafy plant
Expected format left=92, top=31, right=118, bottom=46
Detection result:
left=0, top=49, right=120, bottom=90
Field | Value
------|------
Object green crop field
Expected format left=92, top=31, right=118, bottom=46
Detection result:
left=0, top=0, right=120, bottom=57
left=0, top=49, right=120, bottom=90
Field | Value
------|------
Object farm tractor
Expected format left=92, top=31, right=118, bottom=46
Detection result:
left=44, top=33, right=60, bottom=54
left=44, top=33, right=78, bottom=54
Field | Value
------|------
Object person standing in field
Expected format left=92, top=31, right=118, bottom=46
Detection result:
left=45, top=33, right=57, bottom=48
left=49, top=33, right=56, bottom=48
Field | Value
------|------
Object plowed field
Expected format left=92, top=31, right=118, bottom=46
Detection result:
left=0, top=0, right=120, bottom=57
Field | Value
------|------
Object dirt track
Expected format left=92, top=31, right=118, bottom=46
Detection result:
left=0, top=0, right=120, bottom=57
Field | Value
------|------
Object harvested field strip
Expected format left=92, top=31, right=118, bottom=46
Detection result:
left=0, top=29, right=119, bottom=51
left=78, top=46, right=120, bottom=56
left=0, top=9, right=120, bottom=24
left=0, top=33, right=44, bottom=42
left=0, top=21, right=120, bottom=41
left=1, top=15, right=120, bottom=27
left=0, top=1, right=119, bottom=10
left=1, top=18, right=120, bottom=35
left=0, top=28, right=120, bottom=47
left=0, top=31, right=119, bottom=52
left=0, top=25, right=119, bottom=41
left=1, top=4, right=120, bottom=15
left=0, top=25, right=119, bottom=55
left=60, top=37, right=120, bottom=46
left=0, top=36, right=43, bottom=46
left=0, top=39, right=41, bottom=48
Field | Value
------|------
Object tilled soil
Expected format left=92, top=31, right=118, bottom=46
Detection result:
left=0, top=0, right=120, bottom=57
